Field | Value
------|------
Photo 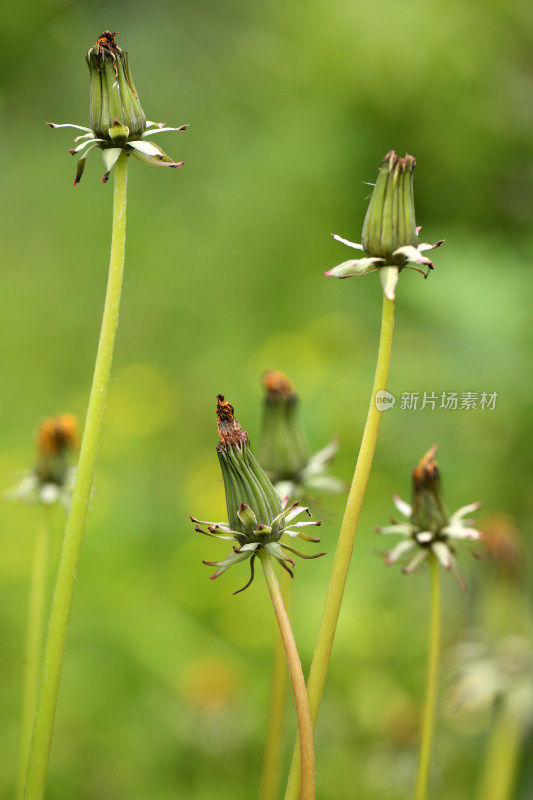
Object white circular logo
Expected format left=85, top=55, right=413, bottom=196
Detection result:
left=375, top=390, right=396, bottom=411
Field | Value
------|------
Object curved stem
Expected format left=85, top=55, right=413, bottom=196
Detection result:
left=17, top=507, right=52, bottom=800
left=258, top=568, right=291, bottom=800
left=285, top=293, right=395, bottom=800
left=23, top=154, right=129, bottom=800
left=260, top=553, right=315, bottom=800
left=414, top=552, right=441, bottom=800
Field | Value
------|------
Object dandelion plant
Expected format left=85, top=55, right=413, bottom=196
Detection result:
left=23, top=32, right=187, bottom=800
left=6, top=415, right=78, bottom=800
left=259, top=369, right=345, bottom=502
left=447, top=517, right=532, bottom=800
left=192, top=396, right=326, bottom=800
left=377, top=446, right=482, bottom=800
left=285, top=151, right=443, bottom=799
left=257, top=371, right=344, bottom=800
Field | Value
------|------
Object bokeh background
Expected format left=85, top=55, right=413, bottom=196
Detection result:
left=1, top=0, right=532, bottom=797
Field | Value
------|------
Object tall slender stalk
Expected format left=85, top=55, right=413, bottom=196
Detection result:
left=285, top=292, right=395, bottom=800
left=259, top=568, right=291, bottom=800
left=17, top=507, right=52, bottom=800
left=476, top=702, right=522, bottom=800
left=414, top=552, right=441, bottom=800
left=23, top=153, right=129, bottom=800
left=260, top=552, right=315, bottom=800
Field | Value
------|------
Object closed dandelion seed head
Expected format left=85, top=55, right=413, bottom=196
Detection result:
left=376, top=446, right=482, bottom=589
left=410, top=445, right=448, bottom=533
left=47, top=31, right=189, bottom=185
left=37, top=413, right=78, bottom=458
left=5, top=415, right=79, bottom=510
left=326, top=151, right=444, bottom=300
left=191, top=395, right=326, bottom=594
left=259, top=369, right=345, bottom=502
left=260, top=370, right=309, bottom=486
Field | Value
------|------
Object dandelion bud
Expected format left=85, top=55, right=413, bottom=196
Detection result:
left=362, top=151, right=418, bottom=261
left=191, top=396, right=324, bottom=593
left=258, top=371, right=345, bottom=501
left=481, top=513, right=526, bottom=582
left=216, top=395, right=282, bottom=531
left=259, top=371, right=310, bottom=483
left=5, top=414, right=79, bottom=508
left=48, top=31, right=188, bottom=184
left=86, top=31, right=146, bottom=142
left=35, top=414, right=78, bottom=487
left=410, top=445, right=448, bottom=534
left=327, top=151, right=443, bottom=299
left=376, top=446, right=482, bottom=588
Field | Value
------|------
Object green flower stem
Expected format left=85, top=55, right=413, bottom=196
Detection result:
left=17, top=507, right=52, bottom=800
left=260, top=552, right=315, bottom=800
left=285, top=292, right=395, bottom=800
left=476, top=702, right=522, bottom=800
left=414, top=552, right=441, bottom=800
left=259, top=568, right=291, bottom=800
left=23, top=153, right=129, bottom=800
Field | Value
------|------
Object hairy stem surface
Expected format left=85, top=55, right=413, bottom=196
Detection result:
left=17, top=508, right=52, bottom=800
left=414, top=552, right=441, bottom=800
left=259, top=568, right=291, bottom=800
left=260, top=553, right=315, bottom=800
left=24, top=154, right=129, bottom=800
left=285, top=293, right=395, bottom=800
left=476, top=702, right=522, bottom=800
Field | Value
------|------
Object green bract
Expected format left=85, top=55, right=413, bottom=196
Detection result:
left=47, top=31, right=188, bottom=184
left=191, top=396, right=325, bottom=594
left=376, top=446, right=482, bottom=589
left=326, top=151, right=444, bottom=300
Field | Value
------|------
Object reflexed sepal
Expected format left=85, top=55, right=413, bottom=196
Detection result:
left=101, top=148, right=123, bottom=182
left=203, top=547, right=253, bottom=579
left=142, top=123, right=190, bottom=138
left=325, top=257, right=383, bottom=279
left=378, top=266, right=399, bottom=301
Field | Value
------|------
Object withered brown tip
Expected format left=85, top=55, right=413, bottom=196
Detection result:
left=261, top=369, right=295, bottom=399
left=94, top=31, right=122, bottom=59
left=216, top=395, right=245, bottom=445
left=412, top=444, right=439, bottom=487
left=37, top=414, right=79, bottom=456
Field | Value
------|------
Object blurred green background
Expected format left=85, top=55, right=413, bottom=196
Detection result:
left=1, top=0, right=532, bottom=797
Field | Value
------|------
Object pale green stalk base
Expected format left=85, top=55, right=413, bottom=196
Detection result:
left=284, top=293, right=395, bottom=800
left=23, top=154, right=129, bottom=800
left=17, top=508, right=52, bottom=800
left=414, top=553, right=441, bottom=800
left=476, top=703, right=522, bottom=800
left=260, top=553, right=315, bottom=800
left=259, top=568, right=291, bottom=800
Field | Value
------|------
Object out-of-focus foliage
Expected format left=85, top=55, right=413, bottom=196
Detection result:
left=1, top=0, right=532, bottom=797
